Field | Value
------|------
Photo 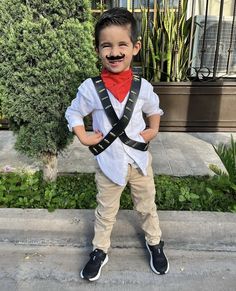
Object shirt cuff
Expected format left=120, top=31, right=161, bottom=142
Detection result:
left=146, top=109, right=164, bottom=117
left=67, top=120, right=84, bottom=132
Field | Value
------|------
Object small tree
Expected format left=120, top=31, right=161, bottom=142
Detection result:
left=0, top=0, right=98, bottom=181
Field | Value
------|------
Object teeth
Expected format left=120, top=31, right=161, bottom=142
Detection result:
left=110, top=59, right=123, bottom=63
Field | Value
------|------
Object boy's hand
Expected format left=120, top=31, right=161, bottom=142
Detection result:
left=80, top=130, right=104, bottom=146
left=140, top=128, right=158, bottom=143
left=140, top=114, right=160, bottom=142
left=73, top=126, right=103, bottom=146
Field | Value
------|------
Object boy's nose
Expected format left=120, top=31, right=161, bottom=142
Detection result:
left=109, top=46, right=122, bottom=56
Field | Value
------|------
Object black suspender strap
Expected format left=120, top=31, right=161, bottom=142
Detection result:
left=89, top=75, right=149, bottom=156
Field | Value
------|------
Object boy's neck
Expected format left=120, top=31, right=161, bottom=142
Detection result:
left=102, top=68, right=132, bottom=75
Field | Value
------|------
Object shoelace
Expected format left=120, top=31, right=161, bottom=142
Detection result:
left=90, top=250, right=103, bottom=262
left=153, top=248, right=161, bottom=255
left=92, top=255, right=98, bottom=261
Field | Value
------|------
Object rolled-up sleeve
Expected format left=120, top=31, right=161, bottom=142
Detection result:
left=65, top=80, right=94, bottom=132
left=142, top=83, right=164, bottom=117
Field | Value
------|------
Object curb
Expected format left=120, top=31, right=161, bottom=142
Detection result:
left=0, top=209, right=235, bottom=251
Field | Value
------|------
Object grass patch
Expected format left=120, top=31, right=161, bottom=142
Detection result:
left=0, top=171, right=235, bottom=212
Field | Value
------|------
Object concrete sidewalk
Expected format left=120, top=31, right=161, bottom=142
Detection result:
left=1, top=131, right=236, bottom=175
left=0, top=209, right=235, bottom=291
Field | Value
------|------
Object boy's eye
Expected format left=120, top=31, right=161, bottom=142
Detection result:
left=101, top=44, right=111, bottom=48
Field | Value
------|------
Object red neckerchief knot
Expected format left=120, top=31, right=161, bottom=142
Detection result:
left=101, top=68, right=133, bottom=103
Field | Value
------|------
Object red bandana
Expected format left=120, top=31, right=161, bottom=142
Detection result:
left=101, top=68, right=133, bottom=102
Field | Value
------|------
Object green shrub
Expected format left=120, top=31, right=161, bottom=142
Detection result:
left=154, top=175, right=235, bottom=212
left=0, top=0, right=98, bottom=181
left=210, top=135, right=236, bottom=184
left=209, top=135, right=236, bottom=209
left=0, top=172, right=235, bottom=212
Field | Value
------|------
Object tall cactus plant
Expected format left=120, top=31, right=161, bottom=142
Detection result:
left=141, top=0, right=191, bottom=82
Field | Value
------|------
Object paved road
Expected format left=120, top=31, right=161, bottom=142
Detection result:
left=1, top=245, right=235, bottom=291
left=0, top=209, right=235, bottom=291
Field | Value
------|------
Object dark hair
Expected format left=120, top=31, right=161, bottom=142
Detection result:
left=95, top=7, right=138, bottom=49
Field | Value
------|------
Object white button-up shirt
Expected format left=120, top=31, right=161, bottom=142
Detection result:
left=65, top=77, right=163, bottom=186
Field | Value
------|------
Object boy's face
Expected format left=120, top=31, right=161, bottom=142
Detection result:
left=97, top=24, right=141, bottom=73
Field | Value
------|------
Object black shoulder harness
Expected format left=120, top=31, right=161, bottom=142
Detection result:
left=89, top=75, right=149, bottom=156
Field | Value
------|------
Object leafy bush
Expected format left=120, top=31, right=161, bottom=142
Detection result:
left=0, top=172, right=235, bottom=212
left=210, top=135, right=236, bottom=184
left=209, top=135, right=236, bottom=210
left=154, top=175, right=236, bottom=212
left=0, top=0, right=98, bottom=181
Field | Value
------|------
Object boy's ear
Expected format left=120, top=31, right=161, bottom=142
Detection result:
left=133, top=40, right=141, bottom=56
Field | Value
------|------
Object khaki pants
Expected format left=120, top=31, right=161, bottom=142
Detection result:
left=92, top=154, right=162, bottom=253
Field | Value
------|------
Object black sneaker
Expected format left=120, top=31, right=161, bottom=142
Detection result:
left=80, top=249, right=108, bottom=281
left=146, top=240, right=169, bottom=275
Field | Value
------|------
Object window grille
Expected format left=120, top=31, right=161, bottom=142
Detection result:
left=91, top=0, right=236, bottom=81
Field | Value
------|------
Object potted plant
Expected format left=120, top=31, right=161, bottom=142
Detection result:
left=140, top=0, right=236, bottom=132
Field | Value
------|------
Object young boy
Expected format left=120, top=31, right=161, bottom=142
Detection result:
left=65, top=7, right=169, bottom=281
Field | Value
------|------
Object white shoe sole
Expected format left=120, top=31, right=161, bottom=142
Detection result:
left=80, top=254, right=109, bottom=281
left=146, top=241, right=169, bottom=274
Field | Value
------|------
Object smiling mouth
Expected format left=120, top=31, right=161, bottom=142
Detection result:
left=109, top=58, right=124, bottom=64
